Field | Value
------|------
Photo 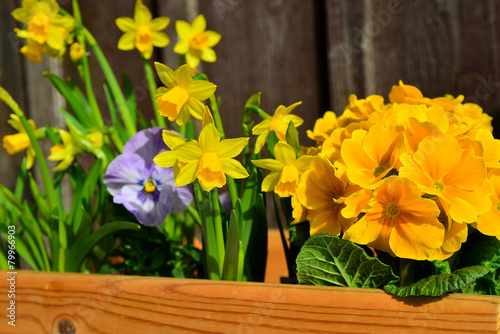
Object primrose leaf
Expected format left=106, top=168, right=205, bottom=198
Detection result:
left=384, top=266, right=494, bottom=297
left=296, top=234, right=398, bottom=288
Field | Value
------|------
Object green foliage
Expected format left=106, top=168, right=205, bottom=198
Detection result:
left=296, top=234, right=398, bottom=288
left=384, top=266, right=494, bottom=297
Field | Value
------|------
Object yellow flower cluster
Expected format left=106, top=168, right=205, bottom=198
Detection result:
left=12, top=0, right=74, bottom=62
left=263, top=81, right=500, bottom=261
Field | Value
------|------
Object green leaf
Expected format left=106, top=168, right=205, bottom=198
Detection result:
left=285, top=121, right=300, bottom=156
left=267, top=130, right=279, bottom=159
left=244, top=92, right=261, bottom=109
left=221, top=210, right=240, bottom=281
left=384, top=266, right=494, bottom=297
left=461, top=270, right=500, bottom=295
left=456, top=232, right=500, bottom=270
left=65, top=221, right=140, bottom=272
left=121, top=73, right=137, bottom=124
left=103, top=81, right=129, bottom=144
left=296, top=234, right=398, bottom=288
left=244, top=193, right=267, bottom=282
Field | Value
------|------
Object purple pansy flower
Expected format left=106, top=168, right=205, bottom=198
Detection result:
left=103, top=127, right=192, bottom=226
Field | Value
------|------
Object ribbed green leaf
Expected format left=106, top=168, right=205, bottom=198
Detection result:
left=296, top=234, right=398, bottom=288
left=384, top=266, right=494, bottom=297
left=222, top=210, right=240, bottom=281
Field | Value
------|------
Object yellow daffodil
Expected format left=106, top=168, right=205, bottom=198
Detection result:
left=69, top=42, right=85, bottom=62
left=48, top=129, right=80, bottom=172
left=252, top=142, right=313, bottom=197
left=116, top=0, right=170, bottom=59
left=154, top=63, right=216, bottom=125
left=174, top=14, right=221, bottom=68
left=155, top=109, right=248, bottom=191
left=252, top=102, right=303, bottom=154
left=12, top=0, right=74, bottom=62
left=340, top=124, right=404, bottom=189
left=2, top=114, right=37, bottom=169
left=399, top=134, right=493, bottom=223
left=343, top=176, right=444, bottom=260
left=296, top=155, right=361, bottom=236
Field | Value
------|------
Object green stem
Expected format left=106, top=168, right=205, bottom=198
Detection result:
left=272, top=193, right=291, bottom=275
left=79, top=40, right=104, bottom=128
left=142, top=56, right=166, bottom=128
left=209, top=95, right=225, bottom=139
left=84, top=29, right=136, bottom=136
left=211, top=189, right=225, bottom=275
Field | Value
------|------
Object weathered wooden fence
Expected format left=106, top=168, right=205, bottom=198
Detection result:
left=2, top=0, right=500, bottom=190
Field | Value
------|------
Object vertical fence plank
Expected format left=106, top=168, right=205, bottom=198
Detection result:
left=326, top=0, right=366, bottom=114
left=0, top=0, right=27, bottom=190
left=197, top=0, right=324, bottom=146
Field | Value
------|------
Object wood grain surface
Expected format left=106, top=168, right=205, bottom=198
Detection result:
left=0, top=270, right=499, bottom=333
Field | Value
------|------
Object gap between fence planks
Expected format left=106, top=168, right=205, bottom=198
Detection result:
left=1, top=270, right=499, bottom=334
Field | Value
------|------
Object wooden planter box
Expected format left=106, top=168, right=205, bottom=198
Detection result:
left=1, top=270, right=500, bottom=333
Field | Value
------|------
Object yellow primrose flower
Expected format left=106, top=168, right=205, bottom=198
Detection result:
left=12, top=0, right=74, bottom=62
left=174, top=14, right=221, bottom=68
left=296, top=155, right=361, bottom=236
left=475, top=170, right=500, bottom=237
left=343, top=176, right=444, bottom=260
left=340, top=124, right=404, bottom=189
left=427, top=196, right=468, bottom=261
left=342, top=94, right=384, bottom=122
left=252, top=102, right=304, bottom=154
left=306, top=111, right=341, bottom=145
left=116, top=0, right=170, bottom=59
left=252, top=142, right=314, bottom=197
left=399, top=133, right=493, bottom=223
left=2, top=114, right=36, bottom=169
left=388, top=80, right=429, bottom=105
left=154, top=63, right=216, bottom=125
left=155, top=110, right=249, bottom=191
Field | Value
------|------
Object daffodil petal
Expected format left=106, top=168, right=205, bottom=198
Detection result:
left=175, top=64, right=192, bottom=88
left=134, top=1, right=152, bottom=25
left=205, top=30, right=221, bottom=46
left=173, top=141, right=203, bottom=162
left=175, top=20, right=192, bottom=39
left=150, top=16, right=170, bottom=31
left=154, top=62, right=175, bottom=88
left=187, top=80, right=216, bottom=100
left=153, top=151, right=177, bottom=167
left=201, top=47, right=217, bottom=63
left=261, top=172, right=280, bottom=192
left=185, top=97, right=205, bottom=119
left=252, top=159, right=284, bottom=172
left=217, top=138, right=249, bottom=158
left=174, top=39, right=189, bottom=54
left=175, top=161, right=198, bottom=186
left=185, top=51, right=200, bottom=68
left=199, top=123, right=220, bottom=152
left=118, top=31, right=136, bottom=50
left=152, top=31, right=170, bottom=47
left=220, top=158, right=249, bottom=179
left=274, top=142, right=297, bottom=165
left=115, top=17, right=136, bottom=32
left=294, top=155, right=314, bottom=171
left=253, top=132, right=268, bottom=154
left=191, top=14, right=207, bottom=34
left=162, top=130, right=185, bottom=148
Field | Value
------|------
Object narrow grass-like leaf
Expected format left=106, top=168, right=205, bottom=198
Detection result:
left=296, top=234, right=398, bottom=288
left=222, top=210, right=240, bottom=281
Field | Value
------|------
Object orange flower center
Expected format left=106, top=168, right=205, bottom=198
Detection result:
left=432, top=181, right=444, bottom=192
left=385, top=203, right=400, bottom=218
left=136, top=25, right=153, bottom=52
left=156, top=86, right=190, bottom=121
left=189, top=33, right=209, bottom=50
left=197, top=151, right=226, bottom=190
left=28, top=13, right=50, bottom=44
